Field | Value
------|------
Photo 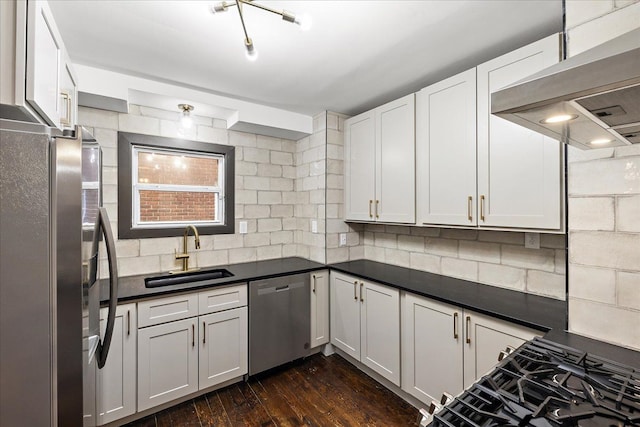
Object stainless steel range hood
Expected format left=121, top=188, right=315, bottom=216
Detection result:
left=492, top=28, right=640, bottom=150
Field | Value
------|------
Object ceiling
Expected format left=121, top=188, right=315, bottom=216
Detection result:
left=49, top=1, right=563, bottom=117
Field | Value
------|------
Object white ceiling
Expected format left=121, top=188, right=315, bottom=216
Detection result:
left=49, top=1, right=563, bottom=117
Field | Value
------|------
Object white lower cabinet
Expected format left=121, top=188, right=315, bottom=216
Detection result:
left=97, top=304, right=136, bottom=425
left=330, top=272, right=400, bottom=386
left=401, top=292, right=541, bottom=404
left=137, top=317, right=199, bottom=412
left=136, top=284, right=248, bottom=414
left=310, top=270, right=329, bottom=348
left=198, top=307, right=248, bottom=389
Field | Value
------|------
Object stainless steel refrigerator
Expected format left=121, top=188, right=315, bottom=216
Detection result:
left=0, top=119, right=119, bottom=427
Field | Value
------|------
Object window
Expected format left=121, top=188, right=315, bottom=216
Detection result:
left=118, top=132, right=235, bottom=239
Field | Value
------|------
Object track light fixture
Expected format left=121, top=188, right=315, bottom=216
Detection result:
left=210, top=0, right=311, bottom=61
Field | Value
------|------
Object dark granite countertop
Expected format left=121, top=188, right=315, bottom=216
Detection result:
left=100, top=257, right=325, bottom=303
left=330, top=260, right=566, bottom=332
left=102, top=257, right=638, bottom=367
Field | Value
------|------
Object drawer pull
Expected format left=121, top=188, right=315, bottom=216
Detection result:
left=480, top=195, right=485, bottom=222
left=369, top=200, right=373, bottom=218
left=192, top=324, right=195, bottom=347
left=312, top=274, right=316, bottom=293
left=466, top=316, right=471, bottom=344
left=203, top=321, right=206, bottom=344
left=453, top=312, right=458, bottom=340
left=353, top=281, right=358, bottom=300
left=60, top=91, right=72, bottom=126
left=467, top=196, right=473, bottom=221
left=375, top=200, right=380, bottom=219
left=127, top=310, right=130, bottom=336
left=360, top=282, right=364, bottom=303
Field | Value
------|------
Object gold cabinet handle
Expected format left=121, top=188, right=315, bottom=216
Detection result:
left=467, top=196, right=473, bottom=222
left=466, top=316, right=471, bottom=344
left=354, top=280, right=358, bottom=300
left=375, top=200, right=380, bottom=219
left=127, top=310, right=130, bottom=336
left=480, top=195, right=485, bottom=222
left=192, top=324, right=195, bottom=347
left=312, top=274, right=316, bottom=293
left=360, top=282, right=364, bottom=302
left=203, top=321, right=206, bottom=344
left=60, top=91, right=71, bottom=126
left=453, top=312, right=458, bottom=340
left=369, top=200, right=373, bottom=218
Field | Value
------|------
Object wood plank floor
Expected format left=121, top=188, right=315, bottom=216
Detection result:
left=125, top=353, right=419, bottom=427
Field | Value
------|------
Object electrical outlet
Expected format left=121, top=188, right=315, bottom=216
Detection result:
left=525, top=232, right=540, bottom=249
left=239, top=221, right=248, bottom=234
left=311, top=220, right=318, bottom=233
left=339, top=233, right=347, bottom=246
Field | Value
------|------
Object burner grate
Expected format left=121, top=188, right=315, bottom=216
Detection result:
left=430, top=338, right=640, bottom=427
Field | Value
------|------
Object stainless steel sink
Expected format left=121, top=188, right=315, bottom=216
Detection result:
left=144, top=268, right=234, bottom=288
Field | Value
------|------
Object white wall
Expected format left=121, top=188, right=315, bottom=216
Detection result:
left=565, top=0, right=640, bottom=350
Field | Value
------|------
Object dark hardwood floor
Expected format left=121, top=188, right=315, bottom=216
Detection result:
left=126, top=353, right=419, bottom=427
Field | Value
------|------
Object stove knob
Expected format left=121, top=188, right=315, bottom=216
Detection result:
left=428, top=401, right=443, bottom=415
left=498, top=350, right=509, bottom=361
left=440, top=392, right=453, bottom=406
left=505, top=346, right=515, bottom=354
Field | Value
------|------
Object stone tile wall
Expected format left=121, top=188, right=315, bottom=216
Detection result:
left=565, top=0, right=640, bottom=350
left=359, top=226, right=566, bottom=300
left=80, top=105, right=302, bottom=277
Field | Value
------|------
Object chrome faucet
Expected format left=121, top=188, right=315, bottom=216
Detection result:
left=174, top=225, right=201, bottom=272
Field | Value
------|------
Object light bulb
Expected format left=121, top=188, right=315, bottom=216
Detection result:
left=210, top=2, right=227, bottom=13
left=540, top=114, right=578, bottom=124
left=590, top=138, right=612, bottom=145
left=245, top=39, right=258, bottom=62
left=294, top=13, right=312, bottom=31
left=181, top=111, right=193, bottom=129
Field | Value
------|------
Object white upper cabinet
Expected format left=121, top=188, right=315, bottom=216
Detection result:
left=26, top=0, right=66, bottom=128
left=417, top=68, right=477, bottom=227
left=376, top=95, right=416, bottom=223
left=345, top=110, right=376, bottom=221
left=477, top=34, right=563, bottom=230
left=345, top=94, right=415, bottom=224
left=1, top=0, right=77, bottom=129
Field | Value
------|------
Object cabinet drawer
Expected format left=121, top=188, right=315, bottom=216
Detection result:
left=198, top=284, right=247, bottom=315
left=138, top=294, right=199, bottom=328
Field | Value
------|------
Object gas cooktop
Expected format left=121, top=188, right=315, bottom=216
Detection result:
left=428, top=337, right=640, bottom=426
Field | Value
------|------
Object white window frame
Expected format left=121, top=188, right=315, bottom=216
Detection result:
left=131, top=145, right=225, bottom=229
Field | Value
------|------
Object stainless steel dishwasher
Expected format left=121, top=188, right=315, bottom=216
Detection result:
left=249, top=273, right=311, bottom=375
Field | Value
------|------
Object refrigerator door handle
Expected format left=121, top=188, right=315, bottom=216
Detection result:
left=96, top=207, right=119, bottom=369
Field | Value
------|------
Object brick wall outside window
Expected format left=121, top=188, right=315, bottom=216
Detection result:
left=139, top=191, right=216, bottom=222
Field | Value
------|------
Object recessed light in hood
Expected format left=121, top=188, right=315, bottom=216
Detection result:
left=491, top=28, right=640, bottom=150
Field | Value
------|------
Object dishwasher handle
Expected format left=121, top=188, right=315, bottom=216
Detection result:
left=276, top=285, right=289, bottom=292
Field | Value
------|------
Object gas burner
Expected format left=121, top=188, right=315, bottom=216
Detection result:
left=551, top=373, right=600, bottom=401
left=428, top=338, right=640, bottom=427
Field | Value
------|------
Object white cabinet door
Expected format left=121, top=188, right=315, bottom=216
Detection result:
left=345, top=110, right=376, bottom=221
left=477, top=34, right=563, bottom=230
left=97, top=304, right=136, bottom=425
left=401, top=294, right=464, bottom=404
left=310, top=270, right=329, bottom=348
left=360, top=280, right=400, bottom=386
left=462, top=310, right=540, bottom=388
left=26, top=0, right=62, bottom=128
left=137, top=318, right=198, bottom=411
left=199, top=307, right=248, bottom=390
left=417, top=69, right=477, bottom=226
left=376, top=94, right=416, bottom=223
left=330, top=272, right=361, bottom=359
